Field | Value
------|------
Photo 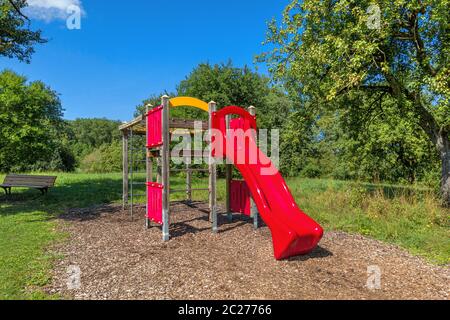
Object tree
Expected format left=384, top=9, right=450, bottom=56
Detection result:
left=67, top=118, right=122, bottom=161
left=261, top=0, right=450, bottom=205
left=0, top=0, right=46, bottom=63
left=0, top=70, right=74, bottom=172
left=137, top=62, right=303, bottom=175
left=176, top=62, right=296, bottom=129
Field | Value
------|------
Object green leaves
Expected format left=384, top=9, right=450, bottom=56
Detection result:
left=0, top=0, right=46, bottom=63
left=0, top=70, right=72, bottom=172
left=260, top=0, right=450, bottom=202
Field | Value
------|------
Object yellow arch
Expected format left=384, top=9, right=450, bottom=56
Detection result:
left=169, top=97, right=209, bottom=112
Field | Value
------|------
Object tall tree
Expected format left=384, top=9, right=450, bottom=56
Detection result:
left=0, top=70, right=75, bottom=172
left=261, top=0, right=450, bottom=205
left=0, top=0, right=46, bottom=63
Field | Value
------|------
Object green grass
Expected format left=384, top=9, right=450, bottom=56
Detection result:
left=285, top=177, right=450, bottom=265
left=0, top=172, right=124, bottom=300
left=0, top=173, right=448, bottom=299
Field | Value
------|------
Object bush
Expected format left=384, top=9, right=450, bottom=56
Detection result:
left=30, top=145, right=76, bottom=172
left=80, top=141, right=122, bottom=173
left=300, top=163, right=322, bottom=178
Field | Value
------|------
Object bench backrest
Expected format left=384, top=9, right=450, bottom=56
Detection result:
left=2, top=175, right=57, bottom=188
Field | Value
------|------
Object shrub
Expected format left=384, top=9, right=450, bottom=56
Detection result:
left=80, top=141, right=122, bottom=173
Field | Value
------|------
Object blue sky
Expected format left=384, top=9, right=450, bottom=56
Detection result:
left=0, top=0, right=289, bottom=121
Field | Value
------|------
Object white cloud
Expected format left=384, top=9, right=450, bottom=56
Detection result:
left=25, top=0, right=85, bottom=22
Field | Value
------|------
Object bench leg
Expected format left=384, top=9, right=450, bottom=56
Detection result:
left=2, top=187, right=7, bottom=195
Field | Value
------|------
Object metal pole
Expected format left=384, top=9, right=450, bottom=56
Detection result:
left=225, top=115, right=233, bottom=223
left=122, top=129, right=129, bottom=210
left=186, top=162, right=192, bottom=203
left=209, top=101, right=218, bottom=233
left=161, top=95, right=170, bottom=241
left=130, top=129, right=134, bottom=221
left=157, top=155, right=162, bottom=184
left=248, top=105, right=259, bottom=229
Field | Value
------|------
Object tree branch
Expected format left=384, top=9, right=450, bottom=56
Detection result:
left=7, top=0, right=30, bottom=21
left=409, top=11, right=438, bottom=77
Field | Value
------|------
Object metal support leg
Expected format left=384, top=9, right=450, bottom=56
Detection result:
left=162, top=96, right=170, bottom=242
left=209, top=101, right=218, bottom=233
left=225, top=115, right=233, bottom=223
left=186, top=162, right=192, bottom=203
left=248, top=106, right=259, bottom=230
left=251, top=197, right=259, bottom=229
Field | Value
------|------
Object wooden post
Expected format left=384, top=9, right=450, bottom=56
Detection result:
left=248, top=105, right=259, bottom=230
left=186, top=162, right=192, bottom=203
left=209, top=101, right=218, bottom=233
left=145, top=104, right=153, bottom=229
left=161, top=96, right=170, bottom=241
left=122, top=129, right=129, bottom=210
left=225, top=115, right=233, bottom=223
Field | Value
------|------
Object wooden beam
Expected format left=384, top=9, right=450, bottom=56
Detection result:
left=119, top=115, right=144, bottom=131
left=170, top=119, right=208, bottom=130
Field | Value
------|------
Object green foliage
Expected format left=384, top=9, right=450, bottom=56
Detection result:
left=279, top=109, right=316, bottom=176
left=80, top=140, right=122, bottom=173
left=0, top=0, right=46, bottom=63
left=0, top=70, right=75, bottom=172
left=177, top=62, right=269, bottom=109
left=67, top=118, right=122, bottom=161
left=260, top=0, right=450, bottom=202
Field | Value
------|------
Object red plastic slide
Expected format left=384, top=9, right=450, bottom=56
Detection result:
left=212, top=106, right=324, bottom=260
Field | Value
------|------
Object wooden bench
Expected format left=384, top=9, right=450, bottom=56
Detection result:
left=1, top=175, right=57, bottom=195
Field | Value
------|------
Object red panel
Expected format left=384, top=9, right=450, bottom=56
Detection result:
left=230, top=117, right=254, bottom=131
left=230, top=180, right=251, bottom=216
left=146, top=106, right=163, bottom=148
left=147, top=182, right=163, bottom=225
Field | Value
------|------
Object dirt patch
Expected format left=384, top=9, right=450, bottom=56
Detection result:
left=46, top=202, right=449, bottom=300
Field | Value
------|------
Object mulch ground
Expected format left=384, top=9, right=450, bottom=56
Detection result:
left=46, top=202, right=449, bottom=300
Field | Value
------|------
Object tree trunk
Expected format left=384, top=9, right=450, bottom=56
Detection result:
left=438, top=131, right=450, bottom=207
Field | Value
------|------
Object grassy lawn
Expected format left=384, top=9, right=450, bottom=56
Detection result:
left=0, top=172, right=448, bottom=299
left=0, top=173, right=124, bottom=300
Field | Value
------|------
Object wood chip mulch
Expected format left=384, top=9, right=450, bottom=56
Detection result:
left=46, top=202, right=449, bottom=300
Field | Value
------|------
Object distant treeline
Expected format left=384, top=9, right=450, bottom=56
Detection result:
left=0, top=64, right=440, bottom=190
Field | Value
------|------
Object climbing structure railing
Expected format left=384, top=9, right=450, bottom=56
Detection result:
left=120, top=96, right=259, bottom=242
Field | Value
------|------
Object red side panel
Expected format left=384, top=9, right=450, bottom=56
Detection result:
left=146, top=106, right=163, bottom=148
left=230, top=180, right=251, bottom=216
left=146, top=182, right=163, bottom=225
